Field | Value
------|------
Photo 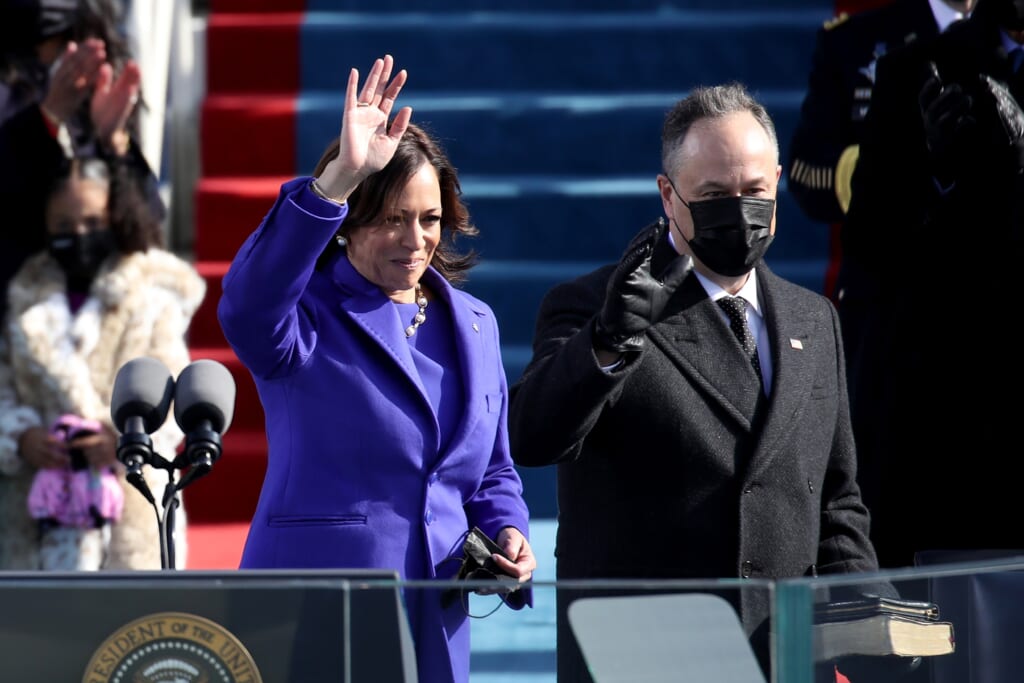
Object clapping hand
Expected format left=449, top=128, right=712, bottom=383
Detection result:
left=315, top=55, right=413, bottom=200
left=91, top=59, right=142, bottom=156
left=594, top=218, right=691, bottom=355
left=919, top=61, right=976, bottom=187
left=40, top=38, right=108, bottom=123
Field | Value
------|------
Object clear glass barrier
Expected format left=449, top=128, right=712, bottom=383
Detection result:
left=0, top=571, right=765, bottom=683
left=3, top=552, right=1023, bottom=682
left=460, top=577, right=770, bottom=683
left=776, top=553, right=1024, bottom=683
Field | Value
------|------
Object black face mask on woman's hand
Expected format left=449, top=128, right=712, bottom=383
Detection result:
left=680, top=195, right=775, bottom=277
left=48, top=231, right=116, bottom=287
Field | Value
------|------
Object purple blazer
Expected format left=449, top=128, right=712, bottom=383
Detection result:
left=218, top=177, right=531, bottom=683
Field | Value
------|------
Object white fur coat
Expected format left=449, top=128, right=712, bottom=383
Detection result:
left=0, top=247, right=205, bottom=569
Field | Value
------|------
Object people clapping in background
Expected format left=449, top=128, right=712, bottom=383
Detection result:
left=0, top=0, right=163, bottom=321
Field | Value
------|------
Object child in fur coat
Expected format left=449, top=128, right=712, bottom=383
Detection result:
left=0, top=156, right=205, bottom=570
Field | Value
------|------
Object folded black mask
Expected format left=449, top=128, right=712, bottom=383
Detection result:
left=441, top=527, right=520, bottom=611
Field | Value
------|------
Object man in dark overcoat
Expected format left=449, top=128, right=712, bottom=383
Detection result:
left=510, top=83, right=891, bottom=683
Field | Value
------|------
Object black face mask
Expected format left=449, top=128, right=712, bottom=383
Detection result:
left=672, top=188, right=776, bottom=277
left=48, top=231, right=116, bottom=287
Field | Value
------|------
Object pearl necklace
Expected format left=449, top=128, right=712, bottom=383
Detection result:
left=404, top=283, right=428, bottom=338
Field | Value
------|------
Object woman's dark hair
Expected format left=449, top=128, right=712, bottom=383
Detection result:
left=313, top=122, right=479, bottom=284
left=47, top=155, right=163, bottom=253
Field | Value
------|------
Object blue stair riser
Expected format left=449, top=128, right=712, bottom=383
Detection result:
left=299, top=13, right=826, bottom=93
left=513, top=465, right=557, bottom=519
left=461, top=253, right=829, bottom=347
left=461, top=189, right=664, bottom=263
left=190, top=177, right=829, bottom=264
left=296, top=92, right=806, bottom=176
left=459, top=188, right=829, bottom=262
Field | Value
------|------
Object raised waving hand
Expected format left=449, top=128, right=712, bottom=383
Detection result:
left=315, top=55, right=413, bottom=202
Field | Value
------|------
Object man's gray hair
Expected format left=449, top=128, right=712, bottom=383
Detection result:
left=661, top=82, right=779, bottom=177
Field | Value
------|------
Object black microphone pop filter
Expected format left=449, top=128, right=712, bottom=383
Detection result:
left=173, top=359, right=236, bottom=435
left=111, top=357, right=175, bottom=434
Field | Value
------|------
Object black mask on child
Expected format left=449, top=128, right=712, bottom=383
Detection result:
left=48, top=231, right=116, bottom=286
left=671, top=186, right=776, bottom=277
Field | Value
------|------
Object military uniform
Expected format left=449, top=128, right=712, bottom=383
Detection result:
left=789, top=0, right=940, bottom=226
left=842, top=0, right=1024, bottom=571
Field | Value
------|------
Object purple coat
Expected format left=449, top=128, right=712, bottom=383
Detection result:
left=218, top=177, right=531, bottom=683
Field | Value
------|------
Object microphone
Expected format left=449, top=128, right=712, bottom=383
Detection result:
left=172, top=359, right=236, bottom=491
left=110, top=357, right=176, bottom=505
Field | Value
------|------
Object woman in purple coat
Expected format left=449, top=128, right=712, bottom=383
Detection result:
left=217, top=55, right=536, bottom=683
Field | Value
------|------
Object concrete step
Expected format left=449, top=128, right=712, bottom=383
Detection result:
left=206, top=10, right=826, bottom=95
left=193, top=174, right=663, bottom=263
left=193, top=174, right=829, bottom=264
left=201, top=90, right=805, bottom=177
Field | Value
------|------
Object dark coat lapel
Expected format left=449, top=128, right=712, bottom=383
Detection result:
left=649, top=274, right=765, bottom=430
left=745, top=267, right=818, bottom=481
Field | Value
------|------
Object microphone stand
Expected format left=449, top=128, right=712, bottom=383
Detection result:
left=118, top=425, right=223, bottom=570
left=147, top=455, right=180, bottom=570
left=164, top=425, right=223, bottom=569
left=117, top=423, right=178, bottom=570
left=150, top=442, right=218, bottom=571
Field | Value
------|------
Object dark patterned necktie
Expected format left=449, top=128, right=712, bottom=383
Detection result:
left=718, top=296, right=763, bottom=383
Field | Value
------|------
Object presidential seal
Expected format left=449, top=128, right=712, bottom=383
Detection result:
left=82, top=612, right=262, bottom=683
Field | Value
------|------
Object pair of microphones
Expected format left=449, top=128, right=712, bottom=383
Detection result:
left=110, top=356, right=236, bottom=503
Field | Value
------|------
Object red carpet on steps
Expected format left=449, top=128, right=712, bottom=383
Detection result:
left=188, top=3, right=301, bottom=528
left=185, top=521, right=250, bottom=570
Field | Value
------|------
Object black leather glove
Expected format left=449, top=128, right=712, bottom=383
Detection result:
left=593, top=218, right=691, bottom=354
left=919, top=61, right=975, bottom=187
left=977, top=73, right=1024, bottom=169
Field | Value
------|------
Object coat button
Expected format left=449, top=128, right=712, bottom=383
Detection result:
left=741, top=560, right=753, bottom=578
left=424, top=509, right=434, bottom=524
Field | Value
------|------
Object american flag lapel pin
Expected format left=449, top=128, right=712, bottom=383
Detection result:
left=790, top=338, right=803, bottom=350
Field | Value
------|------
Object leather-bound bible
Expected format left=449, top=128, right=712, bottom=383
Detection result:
left=813, top=597, right=955, bottom=660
